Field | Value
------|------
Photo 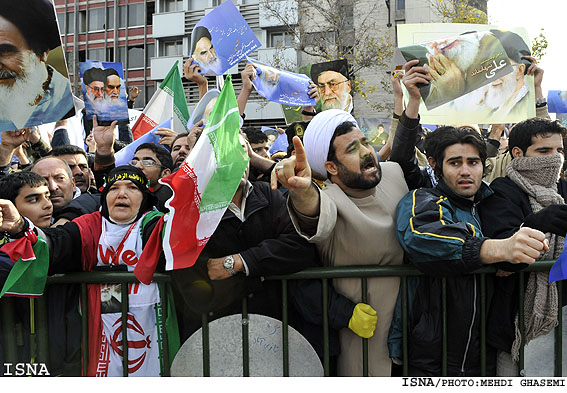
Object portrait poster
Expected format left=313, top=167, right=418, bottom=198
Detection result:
left=310, top=59, right=353, bottom=113
left=247, top=57, right=315, bottom=107
left=396, top=31, right=513, bottom=110
left=356, top=117, right=393, bottom=146
left=79, top=61, right=129, bottom=122
left=115, top=119, right=172, bottom=167
left=396, top=24, right=535, bottom=125
left=190, top=1, right=261, bottom=76
left=547, top=91, right=567, bottom=113
left=0, top=0, right=75, bottom=132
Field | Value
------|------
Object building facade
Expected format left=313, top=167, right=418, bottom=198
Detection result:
left=54, top=0, right=486, bottom=124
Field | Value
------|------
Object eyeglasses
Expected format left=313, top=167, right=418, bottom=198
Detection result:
left=317, top=80, right=349, bottom=91
left=130, top=159, right=160, bottom=167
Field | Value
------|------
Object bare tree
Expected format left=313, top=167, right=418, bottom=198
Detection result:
left=260, top=0, right=394, bottom=111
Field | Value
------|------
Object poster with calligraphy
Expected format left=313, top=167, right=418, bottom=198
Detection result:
left=189, top=1, right=261, bottom=76
left=396, top=24, right=535, bottom=125
left=247, top=57, right=315, bottom=107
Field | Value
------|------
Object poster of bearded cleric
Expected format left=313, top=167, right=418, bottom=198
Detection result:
left=0, top=0, right=75, bottom=132
left=310, top=59, right=353, bottom=113
left=247, top=57, right=315, bottom=107
left=396, top=24, right=535, bottom=125
left=190, top=1, right=261, bottom=76
left=79, top=61, right=129, bottom=122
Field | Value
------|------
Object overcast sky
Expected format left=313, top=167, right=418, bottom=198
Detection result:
left=488, top=0, right=566, bottom=96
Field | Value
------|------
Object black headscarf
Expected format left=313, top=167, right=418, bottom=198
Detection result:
left=100, top=166, right=158, bottom=224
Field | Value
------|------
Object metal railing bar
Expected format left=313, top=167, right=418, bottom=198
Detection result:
left=281, top=279, right=289, bottom=377
left=242, top=297, right=249, bottom=377
left=362, top=277, right=368, bottom=377
left=121, top=283, right=129, bottom=377
left=201, top=313, right=210, bottom=377
left=80, top=283, right=89, bottom=376
left=322, top=278, right=329, bottom=377
left=159, top=282, right=170, bottom=377
left=442, top=277, right=447, bottom=377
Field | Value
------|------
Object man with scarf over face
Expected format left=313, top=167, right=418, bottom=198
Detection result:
left=479, top=118, right=567, bottom=376
left=0, top=166, right=179, bottom=377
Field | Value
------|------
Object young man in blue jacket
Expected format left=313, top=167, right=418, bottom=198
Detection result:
left=394, top=60, right=549, bottom=376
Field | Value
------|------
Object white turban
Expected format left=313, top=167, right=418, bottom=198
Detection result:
left=303, top=109, right=358, bottom=179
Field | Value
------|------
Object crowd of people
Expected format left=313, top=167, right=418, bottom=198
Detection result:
left=0, top=45, right=565, bottom=378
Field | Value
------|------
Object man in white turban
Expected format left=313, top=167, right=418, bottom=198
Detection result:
left=271, top=109, right=408, bottom=376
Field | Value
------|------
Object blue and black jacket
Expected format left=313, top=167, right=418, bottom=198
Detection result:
left=390, top=178, right=497, bottom=376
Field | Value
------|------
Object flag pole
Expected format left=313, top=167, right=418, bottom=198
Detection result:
left=216, top=75, right=225, bottom=91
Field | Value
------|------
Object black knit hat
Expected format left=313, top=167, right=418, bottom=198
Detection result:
left=101, top=166, right=158, bottom=223
left=0, top=0, right=62, bottom=56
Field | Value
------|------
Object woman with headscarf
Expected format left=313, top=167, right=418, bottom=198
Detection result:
left=0, top=165, right=179, bottom=377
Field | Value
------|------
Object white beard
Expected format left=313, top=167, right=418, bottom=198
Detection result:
left=321, top=89, right=350, bottom=111
left=482, top=72, right=519, bottom=111
left=0, top=51, right=49, bottom=128
left=196, top=57, right=223, bottom=75
left=440, top=34, right=481, bottom=73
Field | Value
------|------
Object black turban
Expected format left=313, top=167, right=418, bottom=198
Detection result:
left=0, top=0, right=61, bottom=56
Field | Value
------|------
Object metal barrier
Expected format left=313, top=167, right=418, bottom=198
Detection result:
left=0, top=262, right=564, bottom=377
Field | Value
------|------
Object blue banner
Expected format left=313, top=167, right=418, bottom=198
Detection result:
left=248, top=58, right=315, bottom=107
left=114, top=119, right=172, bottom=166
left=547, top=90, right=567, bottom=113
left=190, top=1, right=261, bottom=76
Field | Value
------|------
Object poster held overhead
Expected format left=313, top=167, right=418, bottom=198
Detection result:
left=190, top=1, right=261, bottom=76
left=396, top=23, right=535, bottom=125
left=247, top=57, right=315, bottom=107
left=80, top=61, right=130, bottom=123
left=0, top=0, right=75, bottom=132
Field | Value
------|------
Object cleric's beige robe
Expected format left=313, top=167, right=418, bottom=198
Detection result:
left=289, top=162, right=408, bottom=376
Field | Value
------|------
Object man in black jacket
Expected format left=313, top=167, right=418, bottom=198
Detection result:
left=479, top=118, right=567, bottom=376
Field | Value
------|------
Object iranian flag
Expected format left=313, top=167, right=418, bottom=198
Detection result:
left=131, top=61, right=190, bottom=139
left=0, top=228, right=49, bottom=298
left=134, top=75, right=249, bottom=284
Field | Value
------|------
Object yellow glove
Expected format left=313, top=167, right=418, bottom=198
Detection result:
left=348, top=303, right=377, bottom=338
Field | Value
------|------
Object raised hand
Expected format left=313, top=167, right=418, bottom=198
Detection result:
left=154, top=127, right=178, bottom=148
left=184, top=58, right=208, bottom=86
left=241, top=63, right=257, bottom=92
left=0, top=199, right=25, bottom=235
left=92, top=115, right=118, bottom=156
left=271, top=136, right=312, bottom=193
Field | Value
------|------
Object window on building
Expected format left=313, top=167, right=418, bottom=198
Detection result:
left=146, top=43, right=155, bottom=66
left=147, top=2, right=155, bottom=25
left=118, top=5, right=127, bottom=28
left=57, top=13, right=65, bottom=34
left=116, top=46, right=127, bottom=65
left=78, top=11, right=87, bottom=33
left=269, top=31, right=293, bottom=48
left=66, top=12, right=75, bottom=34
left=128, top=3, right=145, bottom=26
left=88, top=8, right=106, bottom=31
left=87, top=48, right=105, bottom=61
left=162, top=0, right=183, bottom=12
left=106, top=7, right=115, bottom=29
left=78, top=50, right=86, bottom=63
left=145, top=83, right=156, bottom=106
left=65, top=51, right=75, bottom=75
left=163, top=40, right=183, bottom=56
left=396, top=0, right=405, bottom=11
left=128, top=45, right=145, bottom=68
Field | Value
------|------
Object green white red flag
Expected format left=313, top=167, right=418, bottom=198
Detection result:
left=135, top=75, right=248, bottom=282
left=131, top=61, right=190, bottom=139
left=0, top=228, right=49, bottom=298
